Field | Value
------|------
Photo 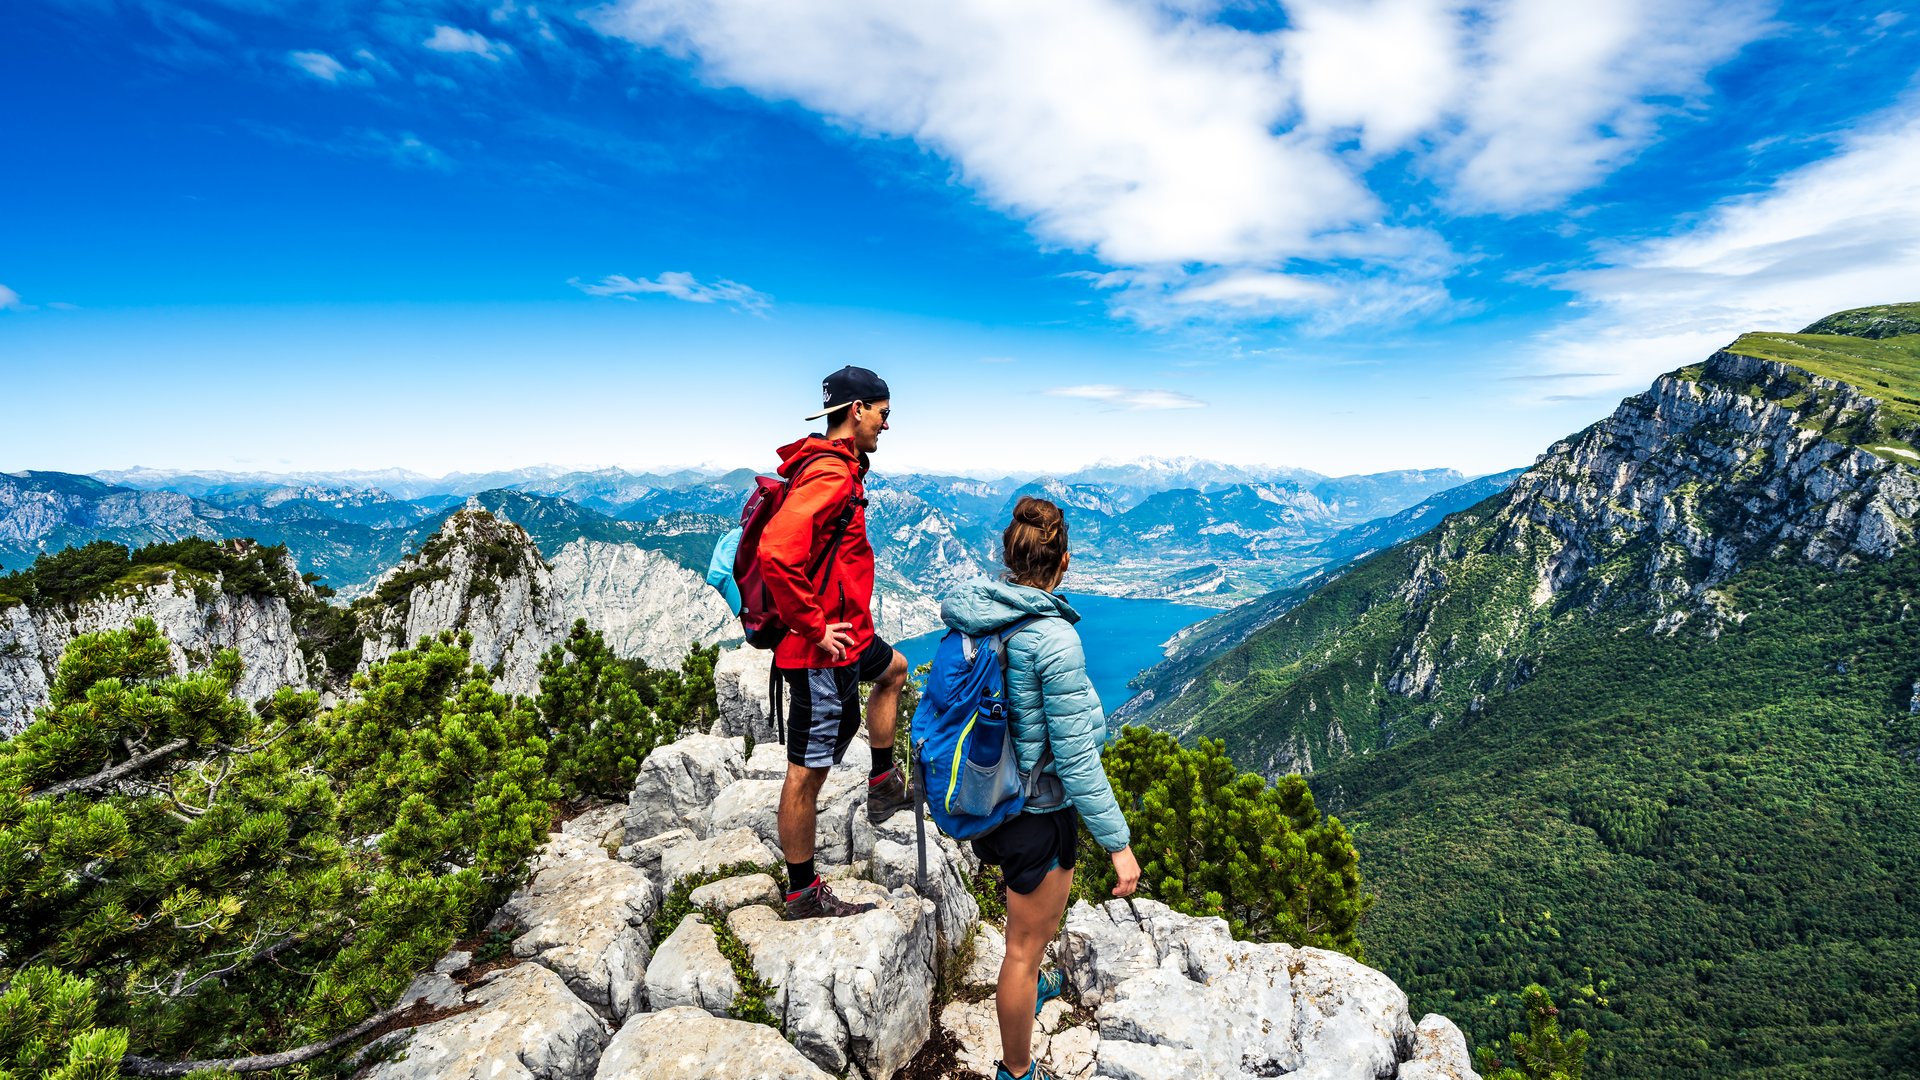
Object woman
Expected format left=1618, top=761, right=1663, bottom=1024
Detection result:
left=940, top=496, right=1141, bottom=1080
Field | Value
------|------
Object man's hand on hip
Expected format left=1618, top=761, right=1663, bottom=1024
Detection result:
left=813, top=622, right=854, bottom=663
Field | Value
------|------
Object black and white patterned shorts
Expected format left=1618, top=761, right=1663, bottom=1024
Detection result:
left=778, top=636, right=897, bottom=768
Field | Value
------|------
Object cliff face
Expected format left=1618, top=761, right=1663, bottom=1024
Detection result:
left=546, top=537, right=735, bottom=667
left=356, top=507, right=566, bottom=696
left=0, top=566, right=312, bottom=736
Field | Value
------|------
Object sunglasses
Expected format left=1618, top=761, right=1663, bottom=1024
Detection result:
left=859, top=402, right=891, bottom=422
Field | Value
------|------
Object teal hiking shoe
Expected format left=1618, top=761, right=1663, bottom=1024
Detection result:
left=995, top=1062, right=1057, bottom=1080
left=1035, top=967, right=1065, bottom=1016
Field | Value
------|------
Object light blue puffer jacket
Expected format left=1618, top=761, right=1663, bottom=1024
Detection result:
left=939, top=576, right=1131, bottom=854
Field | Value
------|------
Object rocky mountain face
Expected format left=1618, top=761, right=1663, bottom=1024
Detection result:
left=355, top=506, right=566, bottom=696
left=0, top=559, right=313, bottom=736
left=1136, top=325, right=1920, bottom=776
left=361, top=706, right=1481, bottom=1080
left=546, top=538, right=736, bottom=667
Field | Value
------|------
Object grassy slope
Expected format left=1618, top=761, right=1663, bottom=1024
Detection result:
left=1724, top=327, right=1920, bottom=460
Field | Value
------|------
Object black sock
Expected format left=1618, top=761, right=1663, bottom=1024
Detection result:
left=786, top=859, right=816, bottom=896
left=870, top=744, right=894, bottom=780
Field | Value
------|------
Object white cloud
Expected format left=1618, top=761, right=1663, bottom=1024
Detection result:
left=571, top=271, right=772, bottom=315
left=1439, top=0, right=1772, bottom=212
left=289, top=50, right=346, bottom=81
left=424, top=25, right=511, bottom=60
left=1517, top=93, right=1920, bottom=400
left=1045, top=384, right=1206, bottom=410
left=0, top=285, right=24, bottom=311
left=586, top=0, right=1772, bottom=328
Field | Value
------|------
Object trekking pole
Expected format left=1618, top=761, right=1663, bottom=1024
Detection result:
left=913, top=761, right=929, bottom=898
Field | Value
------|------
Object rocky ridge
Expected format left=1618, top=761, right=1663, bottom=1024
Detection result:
left=362, top=675, right=1480, bottom=1079
left=0, top=557, right=313, bottom=736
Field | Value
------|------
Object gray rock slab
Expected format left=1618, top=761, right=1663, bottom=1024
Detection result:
left=498, top=832, right=658, bottom=1020
left=627, top=734, right=746, bottom=841
left=645, top=913, right=740, bottom=1017
left=689, top=872, right=782, bottom=913
left=363, top=963, right=607, bottom=1080
left=1401, top=1013, right=1483, bottom=1080
left=659, top=826, right=781, bottom=891
left=594, top=1006, right=833, bottom=1080
left=728, top=882, right=936, bottom=1080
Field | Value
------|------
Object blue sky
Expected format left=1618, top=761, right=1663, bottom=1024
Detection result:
left=4, top=0, right=1918, bottom=478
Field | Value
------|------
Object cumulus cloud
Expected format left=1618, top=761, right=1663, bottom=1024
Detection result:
left=1045, top=385, right=1206, bottom=410
left=571, top=271, right=772, bottom=315
left=586, top=0, right=1770, bottom=328
left=424, top=25, right=511, bottom=60
left=1515, top=93, right=1920, bottom=400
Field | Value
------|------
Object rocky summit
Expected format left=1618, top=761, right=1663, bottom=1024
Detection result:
left=359, top=703, right=1479, bottom=1079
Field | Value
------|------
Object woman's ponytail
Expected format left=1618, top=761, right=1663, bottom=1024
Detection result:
left=1003, top=496, right=1070, bottom=592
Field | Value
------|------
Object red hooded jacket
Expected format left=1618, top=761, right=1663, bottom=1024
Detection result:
left=760, top=435, right=876, bottom=669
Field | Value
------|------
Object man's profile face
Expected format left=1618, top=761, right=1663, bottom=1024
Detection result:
left=853, top=398, right=890, bottom=453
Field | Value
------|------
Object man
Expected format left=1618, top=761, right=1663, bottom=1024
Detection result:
left=760, top=365, right=913, bottom=919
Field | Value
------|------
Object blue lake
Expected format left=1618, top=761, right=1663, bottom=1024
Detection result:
left=894, top=593, right=1214, bottom=714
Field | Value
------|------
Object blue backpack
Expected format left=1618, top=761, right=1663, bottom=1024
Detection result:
left=910, top=616, right=1053, bottom=843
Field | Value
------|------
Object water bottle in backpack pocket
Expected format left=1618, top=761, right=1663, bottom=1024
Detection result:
left=910, top=616, right=1052, bottom=841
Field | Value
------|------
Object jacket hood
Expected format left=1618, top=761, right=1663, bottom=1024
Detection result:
left=775, top=435, right=867, bottom=479
left=941, top=575, right=1082, bottom=636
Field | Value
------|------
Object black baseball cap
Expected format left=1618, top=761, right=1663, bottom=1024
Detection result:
left=804, top=365, right=891, bottom=420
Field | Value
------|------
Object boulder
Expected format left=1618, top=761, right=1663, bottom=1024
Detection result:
left=1401, top=1014, right=1483, bottom=1080
left=727, top=882, right=937, bottom=1079
left=743, top=740, right=791, bottom=779
left=645, top=913, right=740, bottom=1016
left=496, top=832, right=657, bottom=1020
left=712, top=646, right=779, bottom=743
left=871, top=807, right=981, bottom=959
left=942, top=998, right=1090, bottom=1080
left=560, top=803, right=627, bottom=853
left=618, top=827, right=693, bottom=872
left=1060, top=899, right=1418, bottom=1080
left=962, top=924, right=1007, bottom=991
left=363, top=963, right=607, bottom=1080
left=688, top=872, right=783, bottom=912
left=594, top=1006, right=834, bottom=1080
left=659, top=826, right=781, bottom=892
left=627, top=734, right=745, bottom=841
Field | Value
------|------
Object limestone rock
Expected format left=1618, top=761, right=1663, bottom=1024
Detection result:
left=942, top=998, right=1090, bottom=1080
left=706, top=738, right=875, bottom=868
left=962, top=924, right=1007, bottom=991
left=618, top=827, right=693, bottom=871
left=547, top=538, right=735, bottom=668
left=743, top=739, right=791, bottom=779
left=356, top=507, right=564, bottom=697
left=871, top=808, right=981, bottom=959
left=0, top=559, right=312, bottom=737
left=728, top=882, right=937, bottom=1079
left=1401, top=1013, right=1483, bottom=1080
left=688, top=872, right=782, bottom=912
left=560, top=803, right=626, bottom=854
left=659, top=826, right=780, bottom=891
left=1060, top=899, right=1421, bottom=1080
left=645, top=914, right=740, bottom=1016
left=593, top=1006, right=834, bottom=1080
left=627, top=733, right=746, bottom=841
left=497, top=832, right=658, bottom=1020
left=363, top=963, right=607, bottom=1080
left=712, top=645, right=778, bottom=742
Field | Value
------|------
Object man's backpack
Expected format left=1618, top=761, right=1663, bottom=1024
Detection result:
left=705, top=453, right=862, bottom=650
left=909, top=616, right=1053, bottom=844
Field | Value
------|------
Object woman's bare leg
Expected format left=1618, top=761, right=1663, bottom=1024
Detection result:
left=997, top=865, right=1074, bottom=1076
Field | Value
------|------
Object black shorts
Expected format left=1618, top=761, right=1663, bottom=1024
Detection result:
left=973, top=806, right=1080, bottom=895
left=778, top=636, right=897, bottom=768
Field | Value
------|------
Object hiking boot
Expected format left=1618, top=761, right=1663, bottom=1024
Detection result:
left=784, top=878, right=875, bottom=920
left=996, top=1061, right=1058, bottom=1080
left=1035, top=967, right=1065, bottom=1016
left=866, top=768, right=912, bottom=823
